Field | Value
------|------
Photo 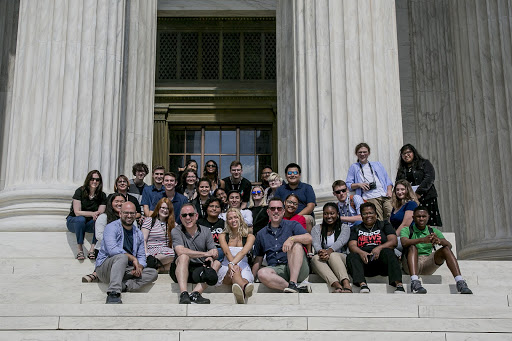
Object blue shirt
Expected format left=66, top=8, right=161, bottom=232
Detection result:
left=96, top=219, right=146, bottom=268
left=338, top=194, right=364, bottom=227
left=254, top=219, right=307, bottom=266
left=390, top=200, right=418, bottom=229
left=164, top=191, right=188, bottom=225
left=274, top=181, right=316, bottom=216
left=345, top=161, right=393, bottom=197
left=141, top=184, right=165, bottom=210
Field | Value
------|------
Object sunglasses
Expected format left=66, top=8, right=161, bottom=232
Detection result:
left=90, top=178, right=101, bottom=182
left=180, top=213, right=196, bottom=218
left=334, top=189, right=347, bottom=194
left=252, top=191, right=262, bottom=195
left=287, top=171, right=299, bottom=175
left=206, top=164, right=216, bottom=168
left=268, top=206, right=284, bottom=212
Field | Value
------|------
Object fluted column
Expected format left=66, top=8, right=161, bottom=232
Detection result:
left=118, top=0, right=157, bottom=177
left=277, top=0, right=403, bottom=205
left=450, top=0, right=512, bottom=259
left=0, top=0, right=126, bottom=230
left=152, top=109, right=169, bottom=169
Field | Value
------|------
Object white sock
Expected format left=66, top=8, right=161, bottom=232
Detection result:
left=410, top=275, right=419, bottom=281
left=454, top=275, right=463, bottom=282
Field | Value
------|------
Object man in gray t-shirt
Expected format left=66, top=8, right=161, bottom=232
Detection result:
left=170, top=203, right=221, bottom=304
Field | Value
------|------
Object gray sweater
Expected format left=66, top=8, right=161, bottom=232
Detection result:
left=311, top=223, right=351, bottom=254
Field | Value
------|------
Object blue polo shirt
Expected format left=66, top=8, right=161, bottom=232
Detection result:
left=274, top=181, right=316, bottom=216
left=254, top=219, right=307, bottom=266
left=140, top=184, right=165, bottom=210
left=164, top=191, right=188, bottom=225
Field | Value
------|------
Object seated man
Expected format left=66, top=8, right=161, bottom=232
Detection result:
left=347, top=202, right=404, bottom=293
left=400, top=206, right=473, bottom=294
left=252, top=198, right=312, bottom=293
left=171, top=203, right=221, bottom=304
left=332, top=179, right=363, bottom=227
left=95, top=202, right=158, bottom=304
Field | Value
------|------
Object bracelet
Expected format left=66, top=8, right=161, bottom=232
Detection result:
left=228, top=262, right=235, bottom=266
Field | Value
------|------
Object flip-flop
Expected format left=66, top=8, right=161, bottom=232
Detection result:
left=76, top=251, right=85, bottom=260
left=341, top=287, right=353, bottom=293
left=82, top=273, right=98, bottom=283
left=333, top=287, right=344, bottom=293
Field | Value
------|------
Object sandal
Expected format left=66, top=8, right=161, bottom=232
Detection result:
left=82, top=273, right=98, bottom=283
left=76, top=251, right=85, bottom=260
left=88, top=251, right=96, bottom=260
left=333, top=287, right=344, bottom=293
left=341, top=287, right=353, bottom=293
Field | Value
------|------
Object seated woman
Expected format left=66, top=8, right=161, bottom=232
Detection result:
left=191, top=177, right=211, bottom=219
left=110, top=174, right=141, bottom=220
left=247, top=185, right=269, bottom=235
left=217, top=208, right=255, bottom=304
left=264, top=172, right=282, bottom=204
left=203, top=160, right=225, bottom=193
left=219, top=191, right=253, bottom=227
left=311, top=203, right=352, bottom=293
left=346, top=202, right=404, bottom=293
left=66, top=170, right=107, bottom=260
left=198, top=197, right=226, bottom=261
left=283, top=194, right=311, bottom=255
left=390, top=179, right=419, bottom=235
left=213, top=187, right=229, bottom=213
left=82, top=192, right=126, bottom=282
left=179, top=169, right=198, bottom=202
left=142, top=197, right=176, bottom=272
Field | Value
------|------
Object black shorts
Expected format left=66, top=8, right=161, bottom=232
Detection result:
left=169, top=256, right=203, bottom=283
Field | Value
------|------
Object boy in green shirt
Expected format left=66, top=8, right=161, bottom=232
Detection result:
left=400, top=206, right=472, bottom=294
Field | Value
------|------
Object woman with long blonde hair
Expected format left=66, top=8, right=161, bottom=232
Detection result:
left=217, top=208, right=255, bottom=304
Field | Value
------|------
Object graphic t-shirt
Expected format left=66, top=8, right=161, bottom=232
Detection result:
left=349, top=220, right=395, bottom=253
left=197, top=218, right=225, bottom=247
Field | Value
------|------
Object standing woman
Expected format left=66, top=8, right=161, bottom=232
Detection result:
left=396, top=144, right=443, bottom=226
left=66, top=170, right=107, bottom=260
left=264, top=172, right=283, bottom=204
left=112, top=175, right=141, bottom=220
left=346, top=143, right=394, bottom=221
left=191, top=177, right=211, bottom=219
left=180, top=170, right=198, bottom=202
left=142, top=197, right=176, bottom=272
left=203, top=160, right=225, bottom=193
left=311, top=203, right=352, bottom=293
left=218, top=208, right=255, bottom=304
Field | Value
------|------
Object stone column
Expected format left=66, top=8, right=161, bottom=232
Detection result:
left=152, top=109, right=169, bottom=169
left=277, top=0, right=403, bottom=205
left=449, top=0, right=512, bottom=259
left=118, top=0, right=157, bottom=177
left=0, top=0, right=126, bottom=230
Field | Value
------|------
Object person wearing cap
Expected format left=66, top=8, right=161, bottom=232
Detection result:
left=170, top=203, right=221, bottom=304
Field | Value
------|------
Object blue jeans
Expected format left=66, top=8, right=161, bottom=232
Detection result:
left=217, top=247, right=225, bottom=262
left=66, top=216, right=97, bottom=245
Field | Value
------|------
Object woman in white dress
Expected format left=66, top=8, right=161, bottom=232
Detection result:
left=217, top=208, right=255, bottom=304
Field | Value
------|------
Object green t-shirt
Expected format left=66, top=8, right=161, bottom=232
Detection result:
left=400, top=224, right=444, bottom=256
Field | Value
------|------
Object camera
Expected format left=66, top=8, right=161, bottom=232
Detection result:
left=368, top=182, right=376, bottom=190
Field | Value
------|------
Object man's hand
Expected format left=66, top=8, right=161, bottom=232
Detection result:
left=282, top=237, right=295, bottom=252
left=357, top=183, right=370, bottom=191
left=205, top=249, right=216, bottom=258
left=430, top=234, right=442, bottom=245
left=131, top=259, right=143, bottom=277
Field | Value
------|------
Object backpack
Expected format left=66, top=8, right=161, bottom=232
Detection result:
left=407, top=223, right=436, bottom=253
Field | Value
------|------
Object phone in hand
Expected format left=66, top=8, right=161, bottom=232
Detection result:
left=367, top=254, right=374, bottom=262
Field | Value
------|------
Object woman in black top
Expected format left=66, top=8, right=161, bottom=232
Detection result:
left=396, top=144, right=442, bottom=226
left=66, top=170, right=107, bottom=260
left=197, top=197, right=226, bottom=261
left=191, top=177, right=212, bottom=219
left=203, top=160, right=224, bottom=193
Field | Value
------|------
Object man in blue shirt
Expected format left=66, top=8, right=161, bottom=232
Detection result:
left=332, top=180, right=363, bottom=227
left=141, top=165, right=166, bottom=216
left=162, top=172, right=188, bottom=225
left=252, top=198, right=313, bottom=293
left=95, top=202, right=158, bottom=304
left=274, top=163, right=316, bottom=228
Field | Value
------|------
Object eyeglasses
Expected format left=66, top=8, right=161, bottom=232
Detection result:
left=252, top=191, right=262, bottom=195
left=160, top=207, right=169, bottom=211
left=287, top=171, right=299, bottom=175
left=122, top=211, right=136, bottom=216
left=262, top=172, right=271, bottom=175
left=206, top=164, right=216, bottom=168
left=334, top=189, right=347, bottom=194
left=117, top=180, right=128, bottom=184
left=90, top=178, right=101, bottom=182
left=285, top=200, right=298, bottom=207
left=268, top=206, right=284, bottom=212
left=181, top=213, right=196, bottom=218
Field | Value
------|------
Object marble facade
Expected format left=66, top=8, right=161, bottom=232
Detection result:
left=0, top=0, right=511, bottom=259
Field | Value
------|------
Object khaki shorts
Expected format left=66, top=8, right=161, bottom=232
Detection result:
left=268, top=254, right=309, bottom=283
left=402, top=252, right=442, bottom=275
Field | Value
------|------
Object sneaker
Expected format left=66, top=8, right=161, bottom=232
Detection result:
left=410, top=279, right=427, bottom=294
left=359, top=284, right=370, bottom=293
left=179, top=291, right=191, bottom=304
left=105, top=292, right=122, bottom=304
left=456, top=280, right=473, bottom=294
left=244, top=282, right=254, bottom=298
left=232, top=283, right=245, bottom=304
left=394, top=285, right=406, bottom=294
left=283, top=281, right=299, bottom=293
left=297, top=285, right=312, bottom=293
left=189, top=291, right=210, bottom=304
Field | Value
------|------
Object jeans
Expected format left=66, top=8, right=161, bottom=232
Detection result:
left=66, top=216, right=97, bottom=245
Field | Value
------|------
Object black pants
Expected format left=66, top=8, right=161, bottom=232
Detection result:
left=347, top=248, right=402, bottom=286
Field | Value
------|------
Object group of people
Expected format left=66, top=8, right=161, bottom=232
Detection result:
left=66, top=143, right=472, bottom=304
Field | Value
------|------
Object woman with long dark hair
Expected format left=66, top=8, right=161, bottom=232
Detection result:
left=180, top=169, right=198, bottom=202
left=66, top=170, right=107, bottom=260
left=310, top=203, right=352, bottom=293
left=111, top=174, right=141, bottom=219
left=203, top=160, right=224, bottom=193
left=396, top=144, right=442, bottom=226
left=191, top=177, right=211, bottom=218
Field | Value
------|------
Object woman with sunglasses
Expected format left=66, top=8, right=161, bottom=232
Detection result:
left=192, top=177, right=212, bottom=219
left=82, top=192, right=126, bottom=282
left=66, top=170, right=107, bottom=260
left=142, top=197, right=176, bottom=272
left=247, top=185, right=269, bottom=235
left=203, top=160, right=224, bottom=194
left=311, top=203, right=352, bottom=293
left=217, top=208, right=255, bottom=303
left=111, top=174, right=141, bottom=220
left=264, top=172, right=283, bottom=204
